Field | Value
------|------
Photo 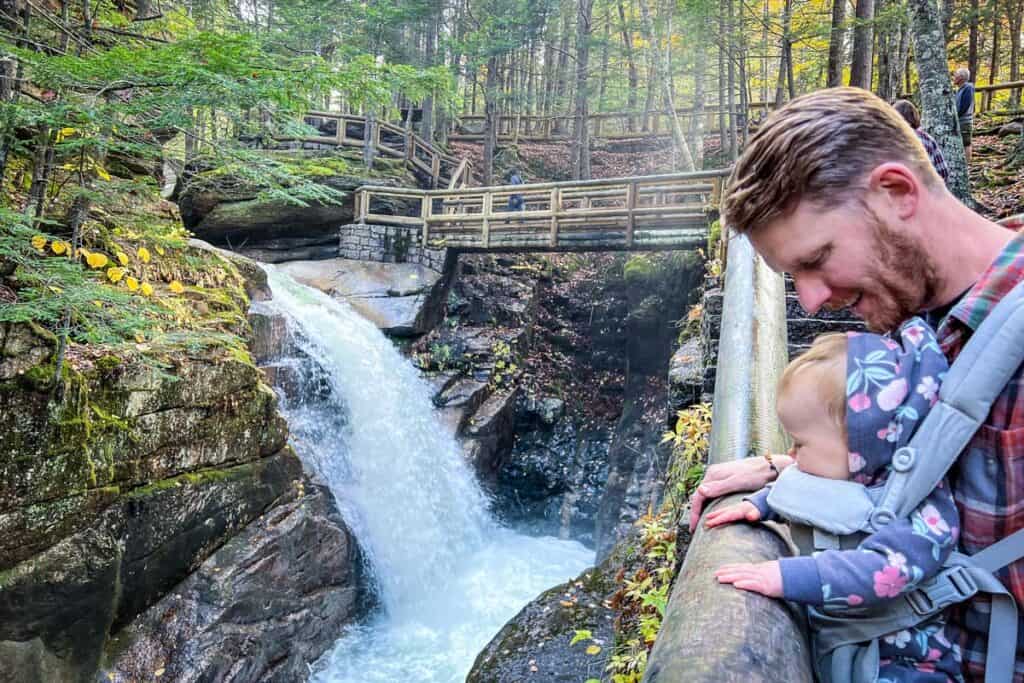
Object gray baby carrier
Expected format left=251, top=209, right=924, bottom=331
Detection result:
left=767, top=280, right=1024, bottom=683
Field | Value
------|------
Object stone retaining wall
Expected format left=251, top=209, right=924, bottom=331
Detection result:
left=339, top=222, right=450, bottom=272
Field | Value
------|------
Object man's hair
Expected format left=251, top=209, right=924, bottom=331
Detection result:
left=955, top=67, right=970, bottom=81
left=893, top=99, right=920, bottom=129
left=722, top=87, right=942, bottom=235
left=778, top=332, right=848, bottom=436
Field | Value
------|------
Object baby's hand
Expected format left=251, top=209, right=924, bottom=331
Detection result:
left=714, top=560, right=783, bottom=598
left=703, top=501, right=761, bottom=529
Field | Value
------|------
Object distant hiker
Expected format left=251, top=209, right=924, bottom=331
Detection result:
left=954, top=68, right=975, bottom=163
left=893, top=99, right=950, bottom=184
left=507, top=170, right=525, bottom=212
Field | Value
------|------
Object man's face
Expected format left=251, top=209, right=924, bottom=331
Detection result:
left=748, top=198, right=941, bottom=332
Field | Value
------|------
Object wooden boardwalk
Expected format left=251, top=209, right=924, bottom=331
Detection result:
left=354, top=169, right=729, bottom=253
left=450, top=103, right=776, bottom=143
left=277, top=111, right=473, bottom=189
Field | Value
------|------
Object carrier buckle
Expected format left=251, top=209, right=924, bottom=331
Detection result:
left=906, top=566, right=979, bottom=616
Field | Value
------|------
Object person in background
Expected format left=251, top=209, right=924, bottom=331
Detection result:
left=954, top=68, right=975, bottom=163
left=893, top=99, right=949, bottom=185
left=507, top=170, right=525, bottom=212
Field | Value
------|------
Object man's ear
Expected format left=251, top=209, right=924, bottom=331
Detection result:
left=867, top=163, right=920, bottom=220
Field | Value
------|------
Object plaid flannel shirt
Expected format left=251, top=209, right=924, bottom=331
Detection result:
left=935, top=228, right=1024, bottom=681
left=916, top=128, right=950, bottom=184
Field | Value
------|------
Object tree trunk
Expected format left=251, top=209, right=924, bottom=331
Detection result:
left=482, top=56, right=499, bottom=186
left=571, top=0, right=594, bottom=179
left=554, top=4, right=572, bottom=125
left=637, top=0, right=694, bottom=170
left=907, top=0, right=970, bottom=201
left=617, top=0, right=639, bottom=130
left=598, top=7, right=610, bottom=112
left=692, top=7, right=707, bottom=168
left=968, top=0, right=980, bottom=81
left=421, top=7, right=438, bottom=142
left=1008, top=0, right=1022, bottom=108
left=827, top=0, right=847, bottom=87
left=989, top=0, right=1001, bottom=87
left=726, top=0, right=737, bottom=159
left=849, top=0, right=876, bottom=88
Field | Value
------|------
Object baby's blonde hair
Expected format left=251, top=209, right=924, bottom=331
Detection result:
left=778, top=333, right=848, bottom=437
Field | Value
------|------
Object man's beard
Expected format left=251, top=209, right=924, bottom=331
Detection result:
left=861, top=213, right=942, bottom=333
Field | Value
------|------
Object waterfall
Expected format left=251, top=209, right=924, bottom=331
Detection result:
left=258, top=267, right=592, bottom=682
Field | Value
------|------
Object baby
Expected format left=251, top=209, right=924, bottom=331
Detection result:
left=708, top=319, right=963, bottom=682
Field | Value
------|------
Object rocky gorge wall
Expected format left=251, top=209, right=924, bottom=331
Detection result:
left=0, top=248, right=372, bottom=683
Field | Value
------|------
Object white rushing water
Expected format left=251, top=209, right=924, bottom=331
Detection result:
left=259, top=268, right=593, bottom=683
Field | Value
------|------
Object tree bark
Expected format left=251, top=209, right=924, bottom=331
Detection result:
left=617, top=0, right=639, bottom=130
left=692, top=7, right=707, bottom=168
left=727, top=0, right=737, bottom=159
left=827, top=0, right=847, bottom=87
left=421, top=6, right=439, bottom=142
left=1008, top=0, right=1023, bottom=108
left=907, top=0, right=970, bottom=201
left=849, top=0, right=876, bottom=89
left=989, top=0, right=1001, bottom=86
left=571, top=0, right=594, bottom=179
left=637, top=0, right=694, bottom=170
left=482, top=55, right=499, bottom=185
left=968, top=0, right=980, bottom=81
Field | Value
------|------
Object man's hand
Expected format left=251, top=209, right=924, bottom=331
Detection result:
left=688, top=454, right=793, bottom=532
left=703, top=501, right=761, bottom=528
left=714, top=560, right=784, bottom=598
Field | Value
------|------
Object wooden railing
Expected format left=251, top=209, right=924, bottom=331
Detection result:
left=276, top=112, right=472, bottom=189
left=353, top=169, right=730, bottom=252
left=451, top=103, right=775, bottom=142
left=976, top=79, right=1024, bottom=114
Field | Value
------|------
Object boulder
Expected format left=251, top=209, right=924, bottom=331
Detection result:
left=276, top=258, right=449, bottom=337
left=101, top=481, right=373, bottom=683
left=998, top=121, right=1024, bottom=137
left=466, top=556, right=619, bottom=683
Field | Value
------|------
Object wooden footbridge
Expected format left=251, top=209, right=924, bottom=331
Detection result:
left=353, top=169, right=729, bottom=253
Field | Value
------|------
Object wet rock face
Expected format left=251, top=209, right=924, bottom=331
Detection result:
left=101, top=481, right=373, bottom=683
left=485, top=252, right=704, bottom=556
left=276, top=257, right=451, bottom=337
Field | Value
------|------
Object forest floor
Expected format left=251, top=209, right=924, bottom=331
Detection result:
left=970, top=121, right=1024, bottom=219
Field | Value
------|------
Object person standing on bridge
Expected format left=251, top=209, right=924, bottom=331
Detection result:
left=689, top=87, right=1023, bottom=682
left=507, top=169, right=525, bottom=212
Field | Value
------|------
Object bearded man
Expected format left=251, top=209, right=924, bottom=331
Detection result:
left=690, top=87, right=1024, bottom=681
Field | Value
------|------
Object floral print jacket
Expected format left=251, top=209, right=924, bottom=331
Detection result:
left=749, top=317, right=960, bottom=609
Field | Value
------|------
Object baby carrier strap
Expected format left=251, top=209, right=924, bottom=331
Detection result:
left=873, top=280, right=1024, bottom=527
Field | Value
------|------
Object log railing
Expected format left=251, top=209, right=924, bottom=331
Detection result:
left=276, top=112, right=472, bottom=189
left=354, top=169, right=730, bottom=252
left=643, top=230, right=810, bottom=682
left=976, top=79, right=1024, bottom=114
left=451, top=103, right=775, bottom=143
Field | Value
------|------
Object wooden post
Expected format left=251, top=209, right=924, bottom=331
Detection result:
left=549, top=188, right=561, bottom=247
left=431, top=155, right=441, bottom=189
left=356, top=190, right=366, bottom=222
left=711, top=176, right=723, bottom=209
left=626, top=181, right=637, bottom=247
left=421, top=193, right=431, bottom=246
left=481, top=191, right=492, bottom=249
left=336, top=116, right=345, bottom=145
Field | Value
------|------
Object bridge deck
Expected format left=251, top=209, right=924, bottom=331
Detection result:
left=355, top=170, right=729, bottom=252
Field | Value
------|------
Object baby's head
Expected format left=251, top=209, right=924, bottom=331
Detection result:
left=777, top=333, right=849, bottom=479
left=777, top=318, right=949, bottom=484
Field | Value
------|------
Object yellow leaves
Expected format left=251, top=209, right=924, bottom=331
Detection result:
left=141, top=282, right=154, bottom=297
left=155, top=245, right=165, bottom=256
left=86, top=252, right=109, bottom=269
left=95, top=165, right=111, bottom=182
left=134, top=331, right=146, bottom=343
left=93, top=300, right=104, bottom=308
left=55, top=127, right=76, bottom=142
left=48, top=285, right=63, bottom=295
left=51, top=240, right=69, bottom=255
left=168, top=280, right=185, bottom=294
left=31, top=235, right=47, bottom=251
left=126, top=277, right=139, bottom=292
left=138, top=246, right=151, bottom=263
left=586, top=645, right=602, bottom=656
left=106, top=267, right=125, bottom=283
left=117, top=252, right=130, bottom=266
